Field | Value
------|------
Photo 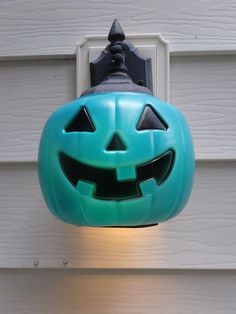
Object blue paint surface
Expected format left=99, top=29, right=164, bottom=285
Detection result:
left=38, top=92, right=195, bottom=227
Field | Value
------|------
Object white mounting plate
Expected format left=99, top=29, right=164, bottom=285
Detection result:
left=76, top=34, right=169, bottom=101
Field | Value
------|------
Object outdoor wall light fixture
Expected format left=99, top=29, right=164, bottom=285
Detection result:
left=38, top=20, right=195, bottom=227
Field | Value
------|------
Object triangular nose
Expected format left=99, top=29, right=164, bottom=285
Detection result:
left=106, top=133, right=127, bottom=151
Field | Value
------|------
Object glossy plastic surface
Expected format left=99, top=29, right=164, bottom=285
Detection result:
left=38, top=92, right=195, bottom=227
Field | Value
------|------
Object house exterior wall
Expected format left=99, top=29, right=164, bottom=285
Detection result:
left=0, top=1, right=236, bottom=313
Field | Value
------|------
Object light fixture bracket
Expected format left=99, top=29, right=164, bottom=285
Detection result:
left=90, top=20, right=153, bottom=92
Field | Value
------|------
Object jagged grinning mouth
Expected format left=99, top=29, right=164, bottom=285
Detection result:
left=59, top=150, right=174, bottom=201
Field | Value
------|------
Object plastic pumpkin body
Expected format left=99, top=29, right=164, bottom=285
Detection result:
left=38, top=91, right=194, bottom=227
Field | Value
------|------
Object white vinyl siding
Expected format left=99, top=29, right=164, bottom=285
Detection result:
left=0, top=0, right=236, bottom=313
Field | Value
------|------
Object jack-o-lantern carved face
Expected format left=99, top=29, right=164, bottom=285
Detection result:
left=38, top=92, right=194, bottom=227
left=60, top=104, right=174, bottom=201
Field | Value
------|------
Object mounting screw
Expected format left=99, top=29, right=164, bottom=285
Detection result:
left=34, top=258, right=39, bottom=267
left=63, top=258, right=69, bottom=266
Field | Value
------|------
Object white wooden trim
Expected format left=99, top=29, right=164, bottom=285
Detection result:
left=76, top=34, right=170, bottom=101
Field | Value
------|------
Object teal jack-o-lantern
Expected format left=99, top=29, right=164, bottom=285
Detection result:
left=38, top=20, right=194, bottom=227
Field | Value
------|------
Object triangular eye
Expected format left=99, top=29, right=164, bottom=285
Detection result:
left=65, top=106, right=95, bottom=132
left=136, top=105, right=168, bottom=131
